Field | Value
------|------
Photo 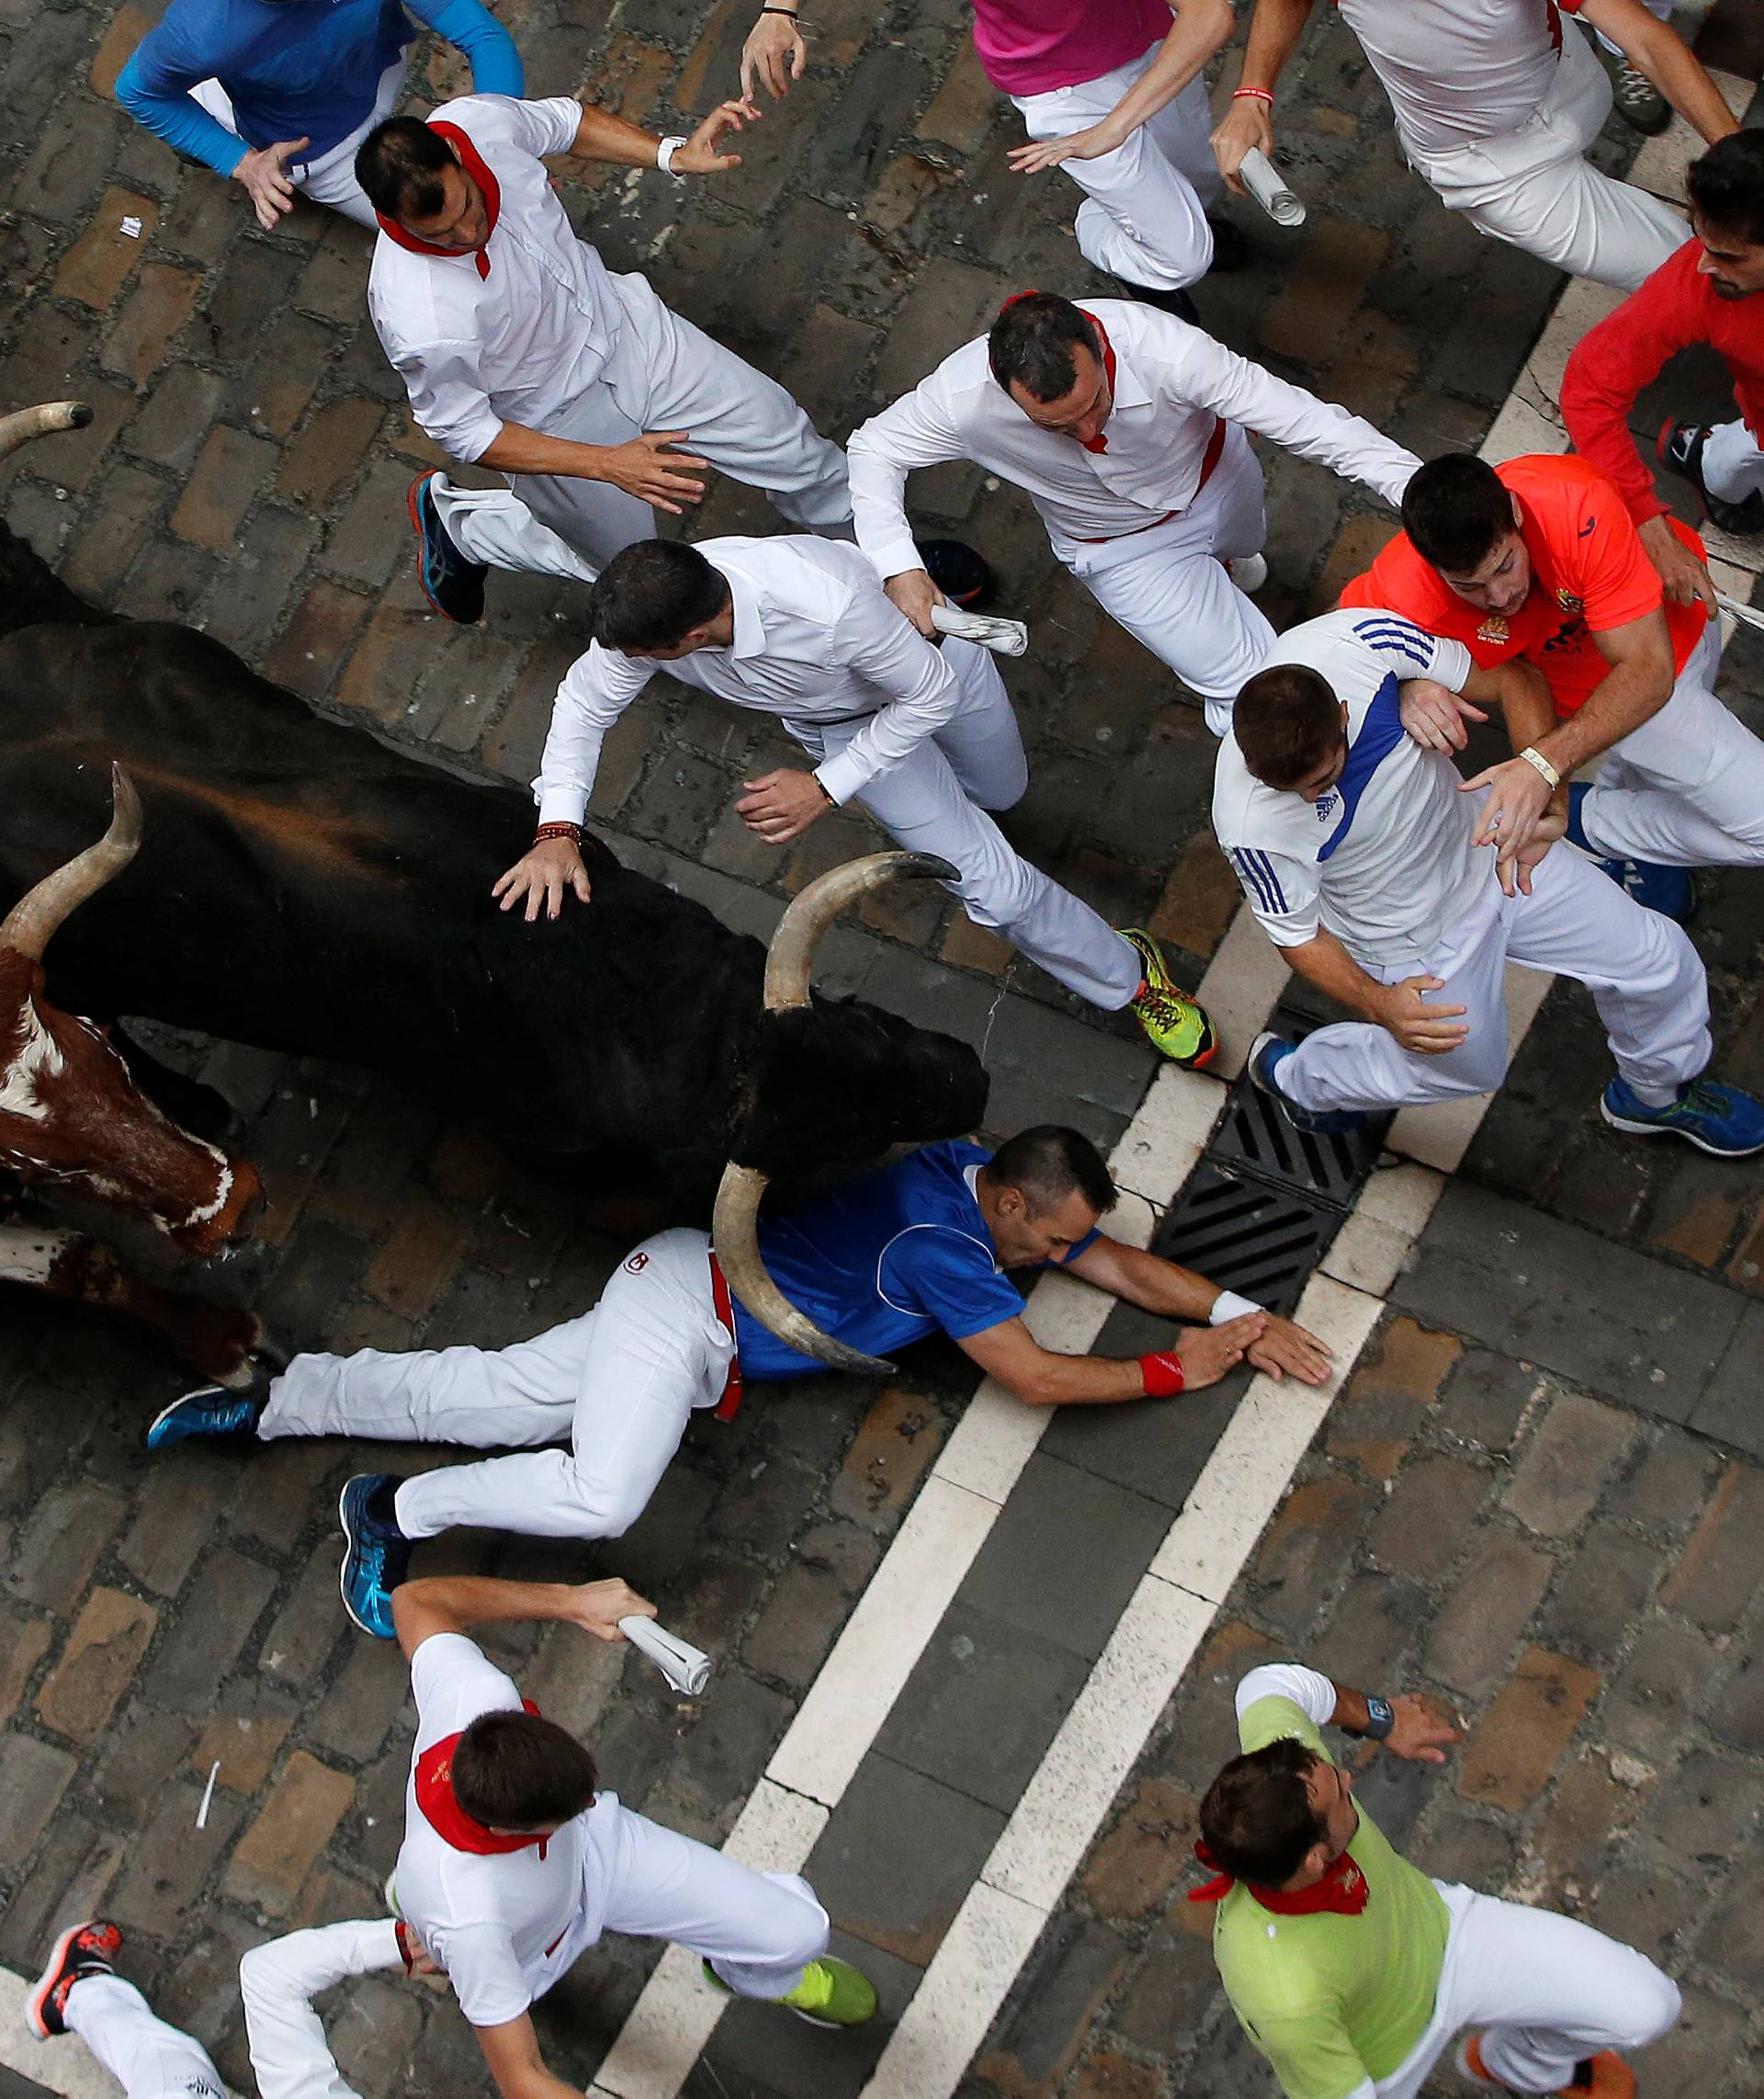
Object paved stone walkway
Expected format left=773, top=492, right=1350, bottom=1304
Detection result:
left=2, top=0, right=1762, bottom=2094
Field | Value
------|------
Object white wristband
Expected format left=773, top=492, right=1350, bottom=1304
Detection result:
left=1517, top=745, right=1561, bottom=790
left=656, top=135, right=689, bottom=176
left=1210, top=1289, right=1263, bottom=1325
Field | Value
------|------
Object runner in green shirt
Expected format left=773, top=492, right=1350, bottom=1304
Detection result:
left=1194, top=1663, right=1680, bottom=2099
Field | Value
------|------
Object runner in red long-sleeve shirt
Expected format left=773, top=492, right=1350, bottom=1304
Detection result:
left=1562, top=130, right=1764, bottom=597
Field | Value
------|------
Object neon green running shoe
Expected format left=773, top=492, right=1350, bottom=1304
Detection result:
left=702, top=1955, right=878, bottom=2027
left=1119, top=927, right=1216, bottom=1068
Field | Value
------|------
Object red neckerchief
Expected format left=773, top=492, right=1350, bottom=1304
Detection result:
left=376, top=121, right=501, bottom=281
left=1187, top=1838, right=1370, bottom=1917
left=995, top=289, right=1114, bottom=452
left=415, top=1696, right=549, bottom=1856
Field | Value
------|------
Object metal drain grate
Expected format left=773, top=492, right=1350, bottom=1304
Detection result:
left=1153, top=1163, right=1346, bottom=1316
left=1205, top=1009, right=1391, bottom=1206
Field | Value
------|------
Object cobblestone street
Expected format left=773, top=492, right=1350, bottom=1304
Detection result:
left=3, top=0, right=1764, bottom=2093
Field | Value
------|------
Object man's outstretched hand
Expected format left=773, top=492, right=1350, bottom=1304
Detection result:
left=1384, top=1693, right=1462, bottom=1764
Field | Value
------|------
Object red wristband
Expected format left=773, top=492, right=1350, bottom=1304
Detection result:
left=395, top=1919, right=415, bottom=1973
left=1139, top=1349, right=1185, bottom=1398
left=535, top=822, right=582, bottom=845
left=1232, top=85, right=1274, bottom=103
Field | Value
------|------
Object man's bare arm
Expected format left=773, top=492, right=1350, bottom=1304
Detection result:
left=474, top=421, right=710, bottom=510
left=391, top=1574, right=653, bottom=1661
left=1282, top=926, right=1470, bottom=1056
left=477, top=2009, right=583, bottom=2099
left=1580, top=0, right=1739, bottom=143
left=1211, top=0, right=1318, bottom=187
left=956, top=1310, right=1264, bottom=1407
left=1065, top=1237, right=1334, bottom=1384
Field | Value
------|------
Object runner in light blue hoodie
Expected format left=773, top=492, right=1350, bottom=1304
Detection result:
left=117, top=0, right=524, bottom=229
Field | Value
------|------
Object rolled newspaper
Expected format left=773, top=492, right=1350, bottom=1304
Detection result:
left=1239, top=148, right=1306, bottom=229
left=620, top=1616, right=713, bottom=1696
left=1716, top=588, right=1764, bottom=634
left=931, top=602, right=1028, bottom=656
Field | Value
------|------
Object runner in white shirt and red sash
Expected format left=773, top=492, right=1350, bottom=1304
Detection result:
left=356, top=93, right=854, bottom=622
left=388, top=1571, right=876, bottom=2095
left=847, top=292, right=1418, bottom=739
left=1212, top=0, right=1736, bottom=293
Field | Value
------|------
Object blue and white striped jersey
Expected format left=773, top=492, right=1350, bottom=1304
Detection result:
left=1211, top=608, right=1483, bottom=970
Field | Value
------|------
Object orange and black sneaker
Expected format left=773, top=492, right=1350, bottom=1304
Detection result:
left=28, top=1920, right=122, bottom=2038
left=1119, top=927, right=1216, bottom=1068
left=1455, top=2035, right=1636, bottom=2099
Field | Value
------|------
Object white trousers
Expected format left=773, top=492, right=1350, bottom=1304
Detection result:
left=1052, top=422, right=1272, bottom=734
left=262, top=1227, right=729, bottom=1541
left=503, top=1793, right=827, bottom=2005
left=1579, top=624, right=1764, bottom=867
left=1278, top=845, right=1710, bottom=1117
left=1702, top=415, right=1764, bottom=504
left=191, top=55, right=407, bottom=228
left=792, top=641, right=1141, bottom=1006
left=241, top=1917, right=403, bottom=2099
left=1012, top=46, right=1223, bottom=292
left=435, top=272, right=852, bottom=583
left=63, top=1978, right=225, bottom=2099
left=1402, top=25, right=1690, bottom=292
left=1375, top=1882, right=1679, bottom=2098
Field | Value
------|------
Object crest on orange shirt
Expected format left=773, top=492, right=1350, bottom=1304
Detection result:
left=1476, top=614, right=1510, bottom=644
left=1555, top=589, right=1584, bottom=615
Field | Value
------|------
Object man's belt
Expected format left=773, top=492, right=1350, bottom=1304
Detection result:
left=1075, top=415, right=1228, bottom=544
left=707, top=1251, right=744, bottom=1421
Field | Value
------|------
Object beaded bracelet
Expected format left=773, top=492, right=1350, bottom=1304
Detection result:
left=535, top=822, right=582, bottom=845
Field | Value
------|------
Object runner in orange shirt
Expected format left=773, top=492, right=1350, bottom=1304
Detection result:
left=1339, top=450, right=1764, bottom=919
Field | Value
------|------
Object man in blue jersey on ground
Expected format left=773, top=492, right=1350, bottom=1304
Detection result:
left=142, top=1125, right=1331, bottom=1635
left=117, top=0, right=524, bottom=229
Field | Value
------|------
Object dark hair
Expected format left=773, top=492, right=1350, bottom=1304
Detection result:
left=987, top=1124, right=1116, bottom=1219
left=1400, top=454, right=1517, bottom=574
left=587, top=540, right=732, bottom=652
left=988, top=293, right=1101, bottom=404
left=1687, top=130, right=1764, bottom=247
left=356, top=116, right=458, bottom=221
left=1233, top=663, right=1343, bottom=789
left=1199, top=1737, right=1329, bottom=1887
left=451, top=1710, right=600, bottom=1831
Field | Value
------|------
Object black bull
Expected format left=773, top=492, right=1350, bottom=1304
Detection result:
left=0, top=522, right=988, bottom=1211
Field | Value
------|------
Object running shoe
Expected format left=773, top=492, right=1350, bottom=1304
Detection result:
left=1120, top=928, right=1216, bottom=1067
left=28, top=1920, right=122, bottom=2039
left=1455, top=2034, right=1636, bottom=2097
left=1611, top=59, right=1670, bottom=135
left=1657, top=420, right=1764, bottom=538
left=339, top=1473, right=413, bottom=1639
left=407, top=471, right=488, bottom=624
left=1249, top=1030, right=1369, bottom=1136
left=1601, top=1075, right=1764, bottom=1156
left=144, top=1376, right=271, bottom=1450
left=702, top=1956, right=878, bottom=2027
left=1564, top=785, right=1695, bottom=925
left=1205, top=212, right=1250, bottom=273
left=916, top=538, right=993, bottom=608
left=1110, top=276, right=1201, bottom=326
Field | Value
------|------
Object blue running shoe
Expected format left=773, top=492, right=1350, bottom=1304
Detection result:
left=1566, top=786, right=1696, bottom=924
left=1601, top=1076, right=1764, bottom=1157
left=144, top=1378, right=270, bottom=1450
left=407, top=471, right=486, bottom=625
left=339, top=1474, right=413, bottom=1639
left=1249, top=1031, right=1369, bottom=1137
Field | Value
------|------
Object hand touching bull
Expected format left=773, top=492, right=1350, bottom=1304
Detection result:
left=493, top=829, right=592, bottom=921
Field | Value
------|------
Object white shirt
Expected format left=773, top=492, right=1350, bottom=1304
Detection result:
left=367, top=94, right=625, bottom=464
left=536, top=536, right=970, bottom=822
left=846, top=299, right=1419, bottom=577
left=1338, top=0, right=1574, bottom=156
left=240, top=1919, right=404, bottom=2099
left=396, top=1632, right=613, bottom=2029
left=1211, top=608, right=1484, bottom=970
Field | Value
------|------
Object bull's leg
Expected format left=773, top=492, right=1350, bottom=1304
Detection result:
left=0, top=1224, right=264, bottom=1386
left=106, top=1023, right=235, bottom=1141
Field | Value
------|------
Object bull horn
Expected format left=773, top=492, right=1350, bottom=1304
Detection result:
left=2, top=764, right=142, bottom=962
left=0, top=401, right=93, bottom=460
left=763, top=850, right=958, bottom=1010
left=716, top=850, right=958, bottom=1373
left=713, top=1163, right=896, bottom=1376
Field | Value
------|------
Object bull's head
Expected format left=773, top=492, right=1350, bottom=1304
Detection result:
left=2, top=766, right=261, bottom=1254
left=716, top=852, right=986, bottom=1374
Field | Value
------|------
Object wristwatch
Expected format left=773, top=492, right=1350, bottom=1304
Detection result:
left=1350, top=1694, right=1396, bottom=1742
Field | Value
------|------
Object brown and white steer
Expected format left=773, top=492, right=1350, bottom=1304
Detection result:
left=2, top=763, right=264, bottom=1382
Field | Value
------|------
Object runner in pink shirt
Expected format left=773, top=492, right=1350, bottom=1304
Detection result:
left=740, top=0, right=1243, bottom=308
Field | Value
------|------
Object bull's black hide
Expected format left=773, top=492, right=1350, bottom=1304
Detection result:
left=0, top=524, right=987, bottom=1210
